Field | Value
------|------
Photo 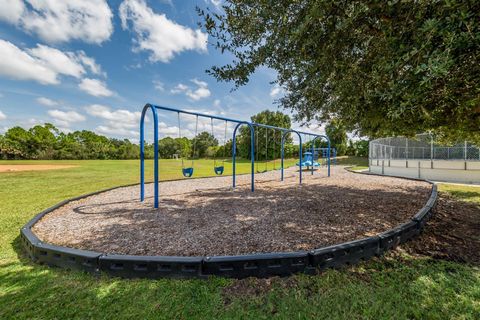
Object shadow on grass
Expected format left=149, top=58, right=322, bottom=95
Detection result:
left=2, top=245, right=479, bottom=319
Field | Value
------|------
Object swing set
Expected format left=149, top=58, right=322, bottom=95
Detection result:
left=255, top=127, right=278, bottom=173
left=177, top=113, right=228, bottom=177
left=140, top=104, right=331, bottom=208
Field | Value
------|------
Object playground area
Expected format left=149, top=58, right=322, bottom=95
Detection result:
left=20, top=105, right=439, bottom=279
left=32, top=166, right=431, bottom=257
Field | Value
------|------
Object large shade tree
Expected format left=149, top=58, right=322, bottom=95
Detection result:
left=200, top=1, right=480, bottom=143
left=237, top=110, right=292, bottom=159
left=191, top=131, right=218, bottom=158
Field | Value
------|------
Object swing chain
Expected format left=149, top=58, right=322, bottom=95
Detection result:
left=191, top=115, right=198, bottom=167
left=211, top=118, right=217, bottom=167
left=223, top=120, right=227, bottom=163
left=177, top=112, right=185, bottom=168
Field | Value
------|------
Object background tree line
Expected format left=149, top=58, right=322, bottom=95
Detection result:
left=0, top=124, right=143, bottom=160
left=0, top=111, right=368, bottom=160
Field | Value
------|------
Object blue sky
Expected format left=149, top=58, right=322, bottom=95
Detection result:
left=0, top=0, right=320, bottom=142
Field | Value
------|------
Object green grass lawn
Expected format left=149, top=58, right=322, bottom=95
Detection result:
left=0, top=158, right=479, bottom=319
left=438, top=183, right=480, bottom=203
left=336, top=156, right=369, bottom=171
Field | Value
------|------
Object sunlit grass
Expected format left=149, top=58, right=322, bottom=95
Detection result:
left=0, top=158, right=478, bottom=319
left=438, top=183, right=480, bottom=203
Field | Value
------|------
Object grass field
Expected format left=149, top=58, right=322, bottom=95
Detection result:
left=0, top=158, right=479, bottom=319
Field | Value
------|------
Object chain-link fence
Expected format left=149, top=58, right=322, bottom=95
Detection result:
left=370, top=133, right=480, bottom=161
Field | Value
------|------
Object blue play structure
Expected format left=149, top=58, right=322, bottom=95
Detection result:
left=140, top=104, right=331, bottom=208
left=297, top=152, right=320, bottom=168
left=317, top=147, right=337, bottom=165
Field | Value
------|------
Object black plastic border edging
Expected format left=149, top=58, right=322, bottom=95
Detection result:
left=20, top=172, right=438, bottom=279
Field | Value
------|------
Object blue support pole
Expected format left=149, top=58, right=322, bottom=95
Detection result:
left=299, top=134, right=303, bottom=183
left=140, top=115, right=145, bottom=201
left=310, top=134, right=314, bottom=175
left=139, top=104, right=159, bottom=208
left=327, top=138, right=331, bottom=177
left=281, top=134, right=285, bottom=181
left=232, top=122, right=255, bottom=191
left=311, top=136, right=331, bottom=178
left=281, top=130, right=302, bottom=184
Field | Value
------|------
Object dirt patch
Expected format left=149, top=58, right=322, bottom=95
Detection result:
left=0, top=165, right=77, bottom=172
left=403, top=193, right=480, bottom=265
left=222, top=276, right=298, bottom=305
left=31, top=167, right=431, bottom=256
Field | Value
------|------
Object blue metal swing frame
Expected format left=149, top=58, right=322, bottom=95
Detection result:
left=140, top=103, right=331, bottom=208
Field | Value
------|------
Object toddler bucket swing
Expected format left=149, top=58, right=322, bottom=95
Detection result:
left=178, top=113, right=198, bottom=178
left=211, top=118, right=227, bottom=175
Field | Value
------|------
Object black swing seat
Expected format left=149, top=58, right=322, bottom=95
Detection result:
left=182, top=167, right=194, bottom=177
left=214, top=166, right=224, bottom=175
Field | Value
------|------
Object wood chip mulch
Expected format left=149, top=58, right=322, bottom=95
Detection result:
left=402, top=193, right=480, bottom=265
left=31, top=167, right=432, bottom=256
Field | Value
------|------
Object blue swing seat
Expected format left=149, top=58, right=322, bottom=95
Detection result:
left=214, top=166, right=224, bottom=175
left=182, top=167, right=194, bottom=177
left=296, top=152, right=320, bottom=167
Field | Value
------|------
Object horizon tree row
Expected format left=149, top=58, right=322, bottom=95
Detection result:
left=0, top=110, right=363, bottom=160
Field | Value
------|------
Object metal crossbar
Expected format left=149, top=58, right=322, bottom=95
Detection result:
left=140, top=103, right=331, bottom=208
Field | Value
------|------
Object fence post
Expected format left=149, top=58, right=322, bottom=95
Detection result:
left=406, top=138, right=409, bottom=168
left=430, top=135, right=434, bottom=169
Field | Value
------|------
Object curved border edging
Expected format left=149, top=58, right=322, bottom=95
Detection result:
left=20, top=175, right=437, bottom=279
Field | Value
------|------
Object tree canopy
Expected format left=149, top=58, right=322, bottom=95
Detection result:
left=0, top=124, right=145, bottom=160
left=200, top=0, right=480, bottom=143
left=325, top=120, right=348, bottom=155
left=237, top=110, right=293, bottom=159
left=191, top=131, right=218, bottom=158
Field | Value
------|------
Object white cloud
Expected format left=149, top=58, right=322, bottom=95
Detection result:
left=171, top=79, right=211, bottom=101
left=153, top=80, right=165, bottom=91
left=0, top=0, right=24, bottom=23
left=96, top=125, right=139, bottom=138
left=85, top=104, right=140, bottom=127
left=36, top=97, right=58, bottom=107
left=206, top=0, right=223, bottom=9
left=47, top=109, right=85, bottom=127
left=119, top=0, right=208, bottom=62
left=171, top=83, right=188, bottom=93
left=29, top=44, right=85, bottom=78
left=0, top=39, right=58, bottom=84
left=0, top=110, right=6, bottom=120
left=86, top=104, right=185, bottom=139
left=213, top=99, right=221, bottom=108
left=158, top=121, right=179, bottom=136
left=270, top=85, right=284, bottom=98
left=0, top=0, right=113, bottom=44
left=86, top=104, right=143, bottom=138
left=0, top=39, right=104, bottom=86
left=76, top=51, right=105, bottom=77
left=78, top=78, right=114, bottom=97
